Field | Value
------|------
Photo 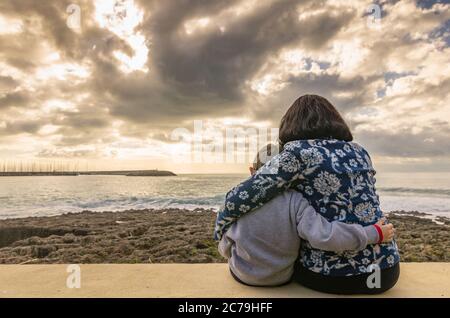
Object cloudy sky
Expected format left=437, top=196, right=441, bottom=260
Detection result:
left=0, top=0, right=449, bottom=173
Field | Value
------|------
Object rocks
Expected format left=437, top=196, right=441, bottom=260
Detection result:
left=0, top=209, right=448, bottom=264
left=130, top=226, right=148, bottom=237
left=0, top=226, right=72, bottom=248
left=195, top=241, right=209, bottom=249
left=0, top=208, right=225, bottom=264
left=388, top=213, right=450, bottom=262
left=81, top=236, right=95, bottom=245
left=62, top=234, right=76, bottom=244
left=31, top=245, right=56, bottom=258
left=117, top=243, right=134, bottom=255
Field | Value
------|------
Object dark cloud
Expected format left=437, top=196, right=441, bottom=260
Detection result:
left=356, top=124, right=450, bottom=157
left=52, top=109, right=111, bottom=131
left=0, top=0, right=357, bottom=126
left=50, top=109, right=115, bottom=146
left=0, top=91, right=30, bottom=109
left=4, top=58, right=36, bottom=72
left=100, top=0, right=355, bottom=125
left=0, top=119, right=41, bottom=136
left=0, top=0, right=449, bottom=167
left=251, top=72, right=378, bottom=125
left=0, top=0, right=86, bottom=58
left=0, top=76, right=18, bottom=91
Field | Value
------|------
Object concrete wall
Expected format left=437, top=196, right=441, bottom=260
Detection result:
left=0, top=263, right=448, bottom=298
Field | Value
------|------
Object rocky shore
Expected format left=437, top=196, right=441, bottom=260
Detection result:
left=0, top=209, right=448, bottom=264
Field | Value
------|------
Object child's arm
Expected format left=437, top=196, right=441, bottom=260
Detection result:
left=295, top=199, right=395, bottom=252
left=215, top=149, right=302, bottom=240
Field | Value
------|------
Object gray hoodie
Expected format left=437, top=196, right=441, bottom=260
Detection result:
left=218, top=190, right=379, bottom=286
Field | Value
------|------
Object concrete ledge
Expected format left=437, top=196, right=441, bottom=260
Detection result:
left=0, top=263, right=448, bottom=298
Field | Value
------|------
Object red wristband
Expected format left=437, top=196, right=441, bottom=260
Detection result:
left=373, top=224, right=383, bottom=244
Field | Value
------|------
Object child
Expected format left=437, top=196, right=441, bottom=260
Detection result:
left=248, top=143, right=279, bottom=176
left=215, top=95, right=400, bottom=293
left=218, top=143, right=394, bottom=287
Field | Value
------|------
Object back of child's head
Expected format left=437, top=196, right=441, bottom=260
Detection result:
left=279, top=94, right=353, bottom=147
left=252, top=143, right=279, bottom=171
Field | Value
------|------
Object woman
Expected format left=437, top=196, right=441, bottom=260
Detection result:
left=215, top=94, right=400, bottom=294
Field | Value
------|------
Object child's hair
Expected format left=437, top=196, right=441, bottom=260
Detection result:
left=279, top=94, right=353, bottom=147
left=253, top=143, right=279, bottom=170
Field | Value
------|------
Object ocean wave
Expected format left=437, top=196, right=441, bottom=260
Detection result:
left=0, top=195, right=226, bottom=219
left=72, top=194, right=225, bottom=212
left=378, top=187, right=450, bottom=197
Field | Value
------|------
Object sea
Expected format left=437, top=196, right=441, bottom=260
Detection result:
left=0, top=172, right=449, bottom=219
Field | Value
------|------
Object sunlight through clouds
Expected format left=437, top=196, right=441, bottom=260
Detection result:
left=0, top=14, right=23, bottom=34
left=184, top=17, right=211, bottom=35
left=94, top=0, right=149, bottom=73
left=0, top=0, right=449, bottom=172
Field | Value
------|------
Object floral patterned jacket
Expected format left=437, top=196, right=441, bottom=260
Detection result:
left=214, top=139, right=400, bottom=276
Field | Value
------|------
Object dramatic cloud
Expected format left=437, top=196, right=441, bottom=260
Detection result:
left=0, top=0, right=449, bottom=172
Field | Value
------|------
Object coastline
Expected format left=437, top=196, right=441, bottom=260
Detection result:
left=0, top=209, right=448, bottom=264
left=0, top=170, right=176, bottom=177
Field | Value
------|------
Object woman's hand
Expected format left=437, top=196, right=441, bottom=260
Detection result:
left=376, top=218, right=395, bottom=242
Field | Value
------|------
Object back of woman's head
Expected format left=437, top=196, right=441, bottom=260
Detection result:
left=279, top=94, right=353, bottom=146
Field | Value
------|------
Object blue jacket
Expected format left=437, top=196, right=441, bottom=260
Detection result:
left=215, top=139, right=400, bottom=276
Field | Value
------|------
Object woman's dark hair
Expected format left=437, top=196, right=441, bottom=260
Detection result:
left=279, top=94, right=353, bottom=147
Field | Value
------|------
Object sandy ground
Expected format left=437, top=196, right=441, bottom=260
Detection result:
left=0, top=209, right=448, bottom=264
